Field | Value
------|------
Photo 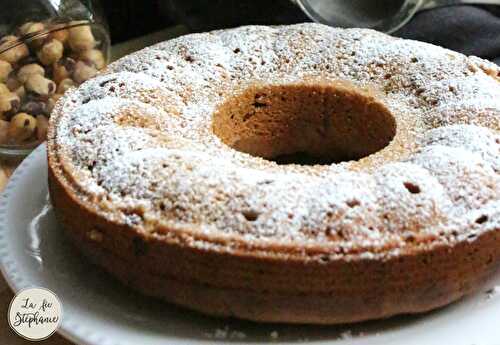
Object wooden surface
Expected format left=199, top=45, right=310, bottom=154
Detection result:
left=0, top=26, right=187, bottom=345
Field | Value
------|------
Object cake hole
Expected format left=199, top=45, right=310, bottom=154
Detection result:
left=475, top=215, right=488, bottom=224
left=403, top=182, right=421, bottom=194
left=212, top=82, right=396, bottom=165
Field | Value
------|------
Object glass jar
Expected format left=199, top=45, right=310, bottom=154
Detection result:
left=0, top=0, right=110, bottom=158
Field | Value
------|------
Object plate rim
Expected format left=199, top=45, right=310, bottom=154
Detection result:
left=0, top=144, right=106, bottom=345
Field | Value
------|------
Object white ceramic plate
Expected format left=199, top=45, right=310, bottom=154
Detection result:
left=1, top=145, right=500, bottom=345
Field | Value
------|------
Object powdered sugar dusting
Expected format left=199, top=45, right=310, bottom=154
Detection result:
left=50, top=24, right=500, bottom=258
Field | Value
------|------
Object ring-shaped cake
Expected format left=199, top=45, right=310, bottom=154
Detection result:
left=48, top=24, right=500, bottom=324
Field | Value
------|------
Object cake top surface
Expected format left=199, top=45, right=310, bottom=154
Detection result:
left=49, top=23, right=500, bottom=260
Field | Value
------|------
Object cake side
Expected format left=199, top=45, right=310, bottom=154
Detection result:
left=48, top=159, right=500, bottom=323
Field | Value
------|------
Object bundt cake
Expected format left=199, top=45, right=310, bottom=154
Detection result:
left=47, top=23, right=500, bottom=324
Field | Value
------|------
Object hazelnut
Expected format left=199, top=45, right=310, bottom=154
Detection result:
left=80, top=49, right=105, bottom=70
left=52, top=58, right=75, bottom=84
left=48, top=25, right=69, bottom=44
left=25, top=74, right=56, bottom=96
left=14, top=86, right=25, bottom=99
left=36, top=115, right=49, bottom=141
left=0, top=92, right=20, bottom=113
left=47, top=93, right=63, bottom=115
left=21, top=100, right=48, bottom=116
left=47, top=93, right=62, bottom=114
left=8, top=112, right=37, bottom=143
left=19, top=22, right=46, bottom=48
left=73, top=61, right=97, bottom=84
left=0, top=36, right=29, bottom=63
left=5, top=76, right=21, bottom=91
left=57, top=78, right=76, bottom=94
left=0, top=83, right=9, bottom=94
left=37, top=39, right=64, bottom=66
left=0, top=60, right=12, bottom=83
left=0, top=119, right=8, bottom=144
left=17, top=63, right=45, bottom=83
left=68, top=22, right=95, bottom=52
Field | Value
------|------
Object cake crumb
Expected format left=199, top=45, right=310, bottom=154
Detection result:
left=270, top=330, right=279, bottom=339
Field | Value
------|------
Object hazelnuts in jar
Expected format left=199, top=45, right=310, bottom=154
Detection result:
left=0, top=19, right=108, bottom=146
left=17, top=63, right=45, bottom=83
left=0, top=61, right=12, bottom=82
left=80, top=49, right=105, bottom=69
left=0, top=92, right=20, bottom=114
left=0, top=36, right=29, bottom=63
left=38, top=39, right=64, bottom=66
left=68, top=22, right=96, bottom=52
left=57, top=78, right=76, bottom=94
left=73, top=61, right=97, bottom=84
left=25, top=74, right=56, bottom=96
left=19, top=22, right=46, bottom=49
left=48, top=24, right=69, bottom=45
left=52, top=58, right=75, bottom=84
left=8, top=113, right=37, bottom=143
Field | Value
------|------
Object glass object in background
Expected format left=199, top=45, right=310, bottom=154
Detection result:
left=295, top=0, right=500, bottom=33
left=164, top=0, right=500, bottom=34
left=0, top=0, right=110, bottom=158
left=162, top=0, right=310, bottom=32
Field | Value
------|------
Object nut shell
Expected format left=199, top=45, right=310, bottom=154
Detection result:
left=21, top=100, right=48, bottom=116
left=17, top=63, right=45, bottom=83
left=48, top=25, right=69, bottom=44
left=80, top=49, right=105, bottom=69
left=0, top=92, right=20, bottom=113
left=19, top=22, right=46, bottom=48
left=25, top=74, right=56, bottom=96
left=68, top=23, right=96, bottom=52
left=0, top=60, right=12, bottom=83
left=57, top=78, right=76, bottom=94
left=0, top=83, right=9, bottom=94
left=37, top=39, right=64, bottom=66
left=0, top=36, right=29, bottom=63
left=8, top=112, right=36, bottom=143
left=73, top=61, right=97, bottom=84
